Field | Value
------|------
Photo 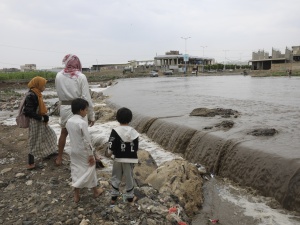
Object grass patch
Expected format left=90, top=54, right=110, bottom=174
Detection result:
left=251, top=70, right=300, bottom=77
left=0, top=71, right=56, bottom=81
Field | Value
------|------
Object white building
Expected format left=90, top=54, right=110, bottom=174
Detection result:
left=20, top=64, right=36, bottom=71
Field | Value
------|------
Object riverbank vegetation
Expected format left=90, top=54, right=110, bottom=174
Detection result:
left=0, top=71, right=122, bottom=84
left=0, top=68, right=299, bottom=85
left=0, top=71, right=56, bottom=81
left=203, top=64, right=251, bottom=71
left=250, top=70, right=300, bottom=77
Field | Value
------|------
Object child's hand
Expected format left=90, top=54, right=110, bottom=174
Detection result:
left=105, top=149, right=113, bottom=158
left=88, top=155, right=95, bottom=166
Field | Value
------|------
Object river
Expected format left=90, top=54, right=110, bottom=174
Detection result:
left=103, top=75, right=300, bottom=214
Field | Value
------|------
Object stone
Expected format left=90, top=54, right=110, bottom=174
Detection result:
left=15, top=173, right=26, bottom=178
left=1, top=167, right=12, bottom=174
left=79, top=218, right=90, bottom=225
left=26, top=180, right=33, bottom=186
left=113, top=205, right=124, bottom=213
left=145, top=159, right=203, bottom=216
left=247, top=128, right=278, bottom=136
left=5, top=183, right=15, bottom=191
left=133, top=150, right=158, bottom=186
left=190, top=107, right=239, bottom=117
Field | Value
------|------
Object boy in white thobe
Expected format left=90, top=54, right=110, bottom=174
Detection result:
left=66, top=98, right=103, bottom=203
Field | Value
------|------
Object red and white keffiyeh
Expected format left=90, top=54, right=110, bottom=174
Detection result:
left=62, top=54, right=82, bottom=76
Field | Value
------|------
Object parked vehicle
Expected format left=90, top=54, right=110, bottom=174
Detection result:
left=163, top=70, right=173, bottom=75
left=149, top=71, right=158, bottom=77
left=242, top=70, right=248, bottom=75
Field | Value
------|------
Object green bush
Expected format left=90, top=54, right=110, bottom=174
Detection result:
left=0, top=71, right=56, bottom=81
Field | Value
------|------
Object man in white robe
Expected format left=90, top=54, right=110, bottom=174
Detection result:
left=55, top=54, right=95, bottom=166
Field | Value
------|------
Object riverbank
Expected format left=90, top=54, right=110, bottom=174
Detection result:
left=1, top=83, right=199, bottom=225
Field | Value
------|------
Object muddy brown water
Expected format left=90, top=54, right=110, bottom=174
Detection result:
left=103, top=75, right=300, bottom=213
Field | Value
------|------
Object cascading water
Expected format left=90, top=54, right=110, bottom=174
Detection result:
left=104, top=76, right=300, bottom=213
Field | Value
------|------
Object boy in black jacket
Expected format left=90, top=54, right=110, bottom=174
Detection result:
left=106, top=107, right=139, bottom=205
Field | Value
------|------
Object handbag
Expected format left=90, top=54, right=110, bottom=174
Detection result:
left=16, top=92, right=30, bottom=128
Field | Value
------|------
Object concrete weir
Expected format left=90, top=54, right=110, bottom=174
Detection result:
left=130, top=112, right=300, bottom=213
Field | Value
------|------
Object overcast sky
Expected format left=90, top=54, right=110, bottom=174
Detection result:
left=0, top=0, right=299, bottom=69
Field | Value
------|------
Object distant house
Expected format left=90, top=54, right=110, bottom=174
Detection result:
left=82, top=67, right=90, bottom=72
left=43, top=67, right=64, bottom=73
left=91, top=63, right=130, bottom=71
left=1, top=68, right=20, bottom=72
left=292, top=46, right=300, bottom=62
left=20, top=64, right=36, bottom=72
left=128, top=60, right=154, bottom=68
left=249, top=46, right=300, bottom=70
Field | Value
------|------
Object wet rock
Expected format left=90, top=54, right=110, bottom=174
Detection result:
left=91, top=91, right=104, bottom=99
left=215, top=120, right=234, bottom=129
left=247, top=128, right=278, bottom=136
left=134, top=150, right=158, bottom=186
left=145, top=159, right=203, bottom=216
left=195, top=163, right=207, bottom=174
left=190, top=107, right=239, bottom=118
left=93, top=105, right=116, bottom=122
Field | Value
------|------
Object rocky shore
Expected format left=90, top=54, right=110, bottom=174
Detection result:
left=0, top=82, right=205, bottom=225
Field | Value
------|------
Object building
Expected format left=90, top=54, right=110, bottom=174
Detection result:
left=1, top=68, right=20, bottom=72
left=20, top=64, right=36, bottom=72
left=154, top=50, right=214, bottom=72
left=292, top=46, right=300, bottom=62
left=250, top=46, right=300, bottom=71
left=91, top=63, right=130, bottom=71
left=89, top=51, right=217, bottom=73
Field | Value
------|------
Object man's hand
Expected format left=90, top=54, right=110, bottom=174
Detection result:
left=88, top=120, right=95, bottom=127
left=88, top=155, right=95, bottom=166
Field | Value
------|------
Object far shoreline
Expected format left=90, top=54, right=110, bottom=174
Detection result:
left=1, top=69, right=300, bottom=89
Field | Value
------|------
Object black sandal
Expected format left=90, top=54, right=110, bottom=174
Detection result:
left=111, top=196, right=118, bottom=205
left=27, top=164, right=36, bottom=170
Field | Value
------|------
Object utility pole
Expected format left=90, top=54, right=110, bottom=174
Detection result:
left=181, top=37, right=191, bottom=74
left=96, top=59, right=98, bottom=72
left=200, top=46, right=207, bottom=57
left=223, top=50, right=229, bottom=71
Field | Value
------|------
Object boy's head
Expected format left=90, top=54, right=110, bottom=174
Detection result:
left=116, top=107, right=132, bottom=124
left=71, top=98, right=89, bottom=115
